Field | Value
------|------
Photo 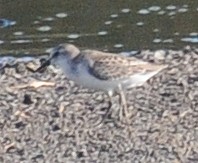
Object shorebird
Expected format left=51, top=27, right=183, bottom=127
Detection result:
left=35, top=44, right=167, bottom=122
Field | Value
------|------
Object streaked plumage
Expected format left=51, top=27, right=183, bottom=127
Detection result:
left=82, top=49, right=166, bottom=81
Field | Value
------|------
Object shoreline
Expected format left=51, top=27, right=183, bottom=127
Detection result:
left=0, top=45, right=196, bottom=70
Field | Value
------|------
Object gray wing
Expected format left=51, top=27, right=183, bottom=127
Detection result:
left=85, top=50, right=165, bottom=81
left=88, top=60, right=132, bottom=80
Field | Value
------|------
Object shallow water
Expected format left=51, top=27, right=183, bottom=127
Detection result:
left=0, top=0, right=198, bottom=56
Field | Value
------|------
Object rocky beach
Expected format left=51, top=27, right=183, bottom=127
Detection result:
left=0, top=47, right=198, bottom=163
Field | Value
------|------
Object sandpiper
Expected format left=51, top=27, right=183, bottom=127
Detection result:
left=36, top=44, right=167, bottom=122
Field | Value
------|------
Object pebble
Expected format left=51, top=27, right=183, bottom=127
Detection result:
left=154, top=50, right=166, bottom=60
left=0, top=47, right=198, bottom=162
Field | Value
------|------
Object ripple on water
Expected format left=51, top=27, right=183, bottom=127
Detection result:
left=13, top=31, right=24, bottom=36
left=166, top=5, right=177, bottom=10
left=11, top=40, right=33, bottom=44
left=67, top=34, right=80, bottom=39
left=104, top=21, right=113, bottom=25
left=138, top=9, right=150, bottom=15
left=148, top=6, right=161, bottom=12
left=121, top=8, right=131, bottom=13
left=158, top=10, right=166, bottom=15
left=0, top=40, right=4, bottom=45
left=153, top=38, right=162, bottom=43
left=174, top=32, right=180, bottom=36
left=41, top=38, right=50, bottom=42
left=37, top=26, right=52, bottom=32
left=42, top=17, right=55, bottom=21
left=0, top=19, right=16, bottom=28
left=153, top=28, right=159, bottom=33
left=97, top=31, right=108, bottom=36
left=183, top=4, right=188, bottom=8
left=163, top=39, right=174, bottom=43
left=114, top=44, right=124, bottom=48
left=33, top=20, right=40, bottom=24
left=181, top=37, right=198, bottom=43
left=168, top=11, right=176, bottom=16
left=55, top=13, right=68, bottom=18
left=110, top=14, right=118, bottom=18
left=189, top=32, right=198, bottom=36
left=178, top=8, right=188, bottom=13
left=136, top=22, right=144, bottom=26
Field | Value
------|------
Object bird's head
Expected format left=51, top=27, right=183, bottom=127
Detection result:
left=35, top=43, right=80, bottom=72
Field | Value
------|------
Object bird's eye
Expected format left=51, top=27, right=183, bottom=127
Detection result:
left=52, top=51, right=59, bottom=58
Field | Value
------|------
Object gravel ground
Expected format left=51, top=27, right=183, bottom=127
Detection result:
left=0, top=47, right=198, bottom=163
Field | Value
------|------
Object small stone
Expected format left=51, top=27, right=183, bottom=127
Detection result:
left=154, top=50, right=166, bottom=60
left=26, top=62, right=38, bottom=72
left=23, top=94, right=33, bottom=105
left=167, top=68, right=178, bottom=75
left=16, top=64, right=26, bottom=73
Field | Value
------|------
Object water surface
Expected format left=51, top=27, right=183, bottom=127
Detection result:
left=0, top=0, right=198, bottom=56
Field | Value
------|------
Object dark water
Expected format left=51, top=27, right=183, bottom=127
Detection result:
left=0, top=0, right=198, bottom=56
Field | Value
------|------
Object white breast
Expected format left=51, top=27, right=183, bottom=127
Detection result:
left=72, top=64, right=119, bottom=92
left=57, top=57, right=160, bottom=93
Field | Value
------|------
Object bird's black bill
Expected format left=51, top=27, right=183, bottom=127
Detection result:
left=35, top=59, right=51, bottom=72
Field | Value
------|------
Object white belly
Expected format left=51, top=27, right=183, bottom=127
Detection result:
left=61, top=62, right=160, bottom=93
left=70, top=68, right=119, bottom=92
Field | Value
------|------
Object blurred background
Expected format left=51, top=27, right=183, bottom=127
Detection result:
left=0, top=0, right=198, bottom=56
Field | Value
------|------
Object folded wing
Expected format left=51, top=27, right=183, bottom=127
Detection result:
left=82, top=50, right=167, bottom=81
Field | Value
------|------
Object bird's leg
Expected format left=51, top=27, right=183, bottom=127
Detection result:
left=96, top=91, right=113, bottom=125
left=104, top=91, right=113, bottom=119
left=118, top=84, right=129, bottom=122
left=105, top=92, right=113, bottom=119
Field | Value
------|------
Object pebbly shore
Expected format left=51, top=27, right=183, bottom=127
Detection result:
left=0, top=47, right=198, bottom=163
